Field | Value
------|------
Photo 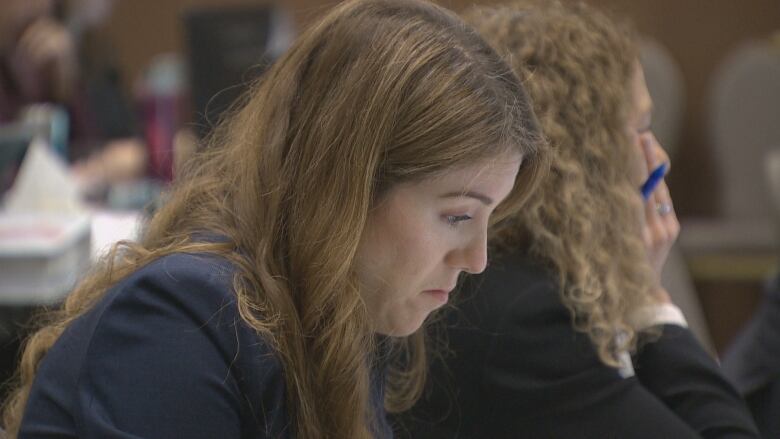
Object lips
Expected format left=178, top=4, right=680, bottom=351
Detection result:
left=424, top=286, right=455, bottom=294
left=423, top=288, right=452, bottom=304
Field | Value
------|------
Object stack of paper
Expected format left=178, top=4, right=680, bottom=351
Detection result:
left=0, top=138, right=91, bottom=304
left=0, top=213, right=90, bottom=304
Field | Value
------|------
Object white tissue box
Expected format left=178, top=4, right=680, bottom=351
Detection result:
left=0, top=213, right=91, bottom=304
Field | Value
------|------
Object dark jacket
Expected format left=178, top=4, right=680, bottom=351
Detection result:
left=397, top=250, right=759, bottom=439
left=20, top=252, right=391, bottom=438
left=722, top=274, right=780, bottom=438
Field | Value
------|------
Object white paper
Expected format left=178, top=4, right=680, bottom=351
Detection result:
left=4, top=136, right=85, bottom=214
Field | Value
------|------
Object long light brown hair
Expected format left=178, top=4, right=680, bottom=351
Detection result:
left=3, top=0, right=545, bottom=436
left=465, top=0, right=656, bottom=366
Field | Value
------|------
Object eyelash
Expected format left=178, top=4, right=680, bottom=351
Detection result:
left=445, top=214, right=473, bottom=227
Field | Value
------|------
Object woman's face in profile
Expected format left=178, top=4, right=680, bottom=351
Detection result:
left=355, top=155, right=522, bottom=336
left=628, top=62, right=670, bottom=186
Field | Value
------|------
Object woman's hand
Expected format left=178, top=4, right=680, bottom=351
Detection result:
left=640, top=134, right=679, bottom=303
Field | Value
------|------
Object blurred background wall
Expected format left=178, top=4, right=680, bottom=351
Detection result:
left=104, top=0, right=780, bottom=217
left=96, top=0, right=780, bottom=353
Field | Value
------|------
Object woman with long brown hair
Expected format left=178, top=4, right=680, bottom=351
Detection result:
left=2, top=1, right=545, bottom=437
left=400, top=1, right=759, bottom=437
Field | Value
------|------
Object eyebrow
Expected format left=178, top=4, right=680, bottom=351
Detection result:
left=440, top=191, right=494, bottom=206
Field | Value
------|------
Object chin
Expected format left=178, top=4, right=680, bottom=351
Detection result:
left=377, top=316, right=428, bottom=337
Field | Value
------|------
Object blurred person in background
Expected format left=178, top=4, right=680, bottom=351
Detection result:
left=0, top=0, right=546, bottom=437
left=0, top=0, right=146, bottom=198
left=722, top=272, right=780, bottom=437
left=0, top=0, right=76, bottom=123
left=0, top=0, right=81, bottom=174
left=397, top=1, right=760, bottom=438
left=55, top=0, right=147, bottom=193
left=720, top=32, right=780, bottom=427
left=0, top=0, right=143, bottom=404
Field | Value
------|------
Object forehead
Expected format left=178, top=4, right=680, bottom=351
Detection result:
left=371, top=155, right=522, bottom=215
left=399, top=156, right=522, bottom=207
left=429, top=154, right=522, bottom=185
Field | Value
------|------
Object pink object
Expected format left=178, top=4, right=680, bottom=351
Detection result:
left=137, top=54, right=188, bottom=182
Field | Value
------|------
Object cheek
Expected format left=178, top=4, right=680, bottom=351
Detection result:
left=383, top=219, right=440, bottom=283
left=369, top=213, right=449, bottom=296
left=358, top=212, right=433, bottom=288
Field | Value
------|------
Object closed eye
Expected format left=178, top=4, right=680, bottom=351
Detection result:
left=445, top=214, right=473, bottom=227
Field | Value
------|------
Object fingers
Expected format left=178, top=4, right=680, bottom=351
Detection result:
left=657, top=180, right=679, bottom=229
left=643, top=179, right=679, bottom=282
left=644, top=188, right=668, bottom=250
left=641, top=132, right=658, bottom=171
left=641, top=132, right=671, bottom=174
left=640, top=132, right=676, bottom=238
left=652, top=181, right=679, bottom=241
left=637, top=132, right=677, bottom=299
left=655, top=136, right=671, bottom=173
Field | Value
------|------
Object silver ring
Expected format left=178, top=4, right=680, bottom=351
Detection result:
left=656, top=202, right=673, bottom=216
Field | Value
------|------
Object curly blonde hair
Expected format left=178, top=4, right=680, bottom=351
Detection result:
left=464, top=0, right=656, bottom=366
left=3, top=0, right=545, bottom=437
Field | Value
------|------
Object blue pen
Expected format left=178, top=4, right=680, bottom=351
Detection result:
left=640, top=162, right=667, bottom=200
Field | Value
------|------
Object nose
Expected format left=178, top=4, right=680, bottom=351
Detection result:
left=447, top=230, right=489, bottom=274
left=647, top=131, right=671, bottom=170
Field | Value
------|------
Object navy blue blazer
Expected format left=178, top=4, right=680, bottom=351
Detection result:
left=397, top=250, right=759, bottom=438
left=19, top=252, right=390, bottom=438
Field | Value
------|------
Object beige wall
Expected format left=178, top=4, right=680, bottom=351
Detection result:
left=102, top=0, right=780, bottom=216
